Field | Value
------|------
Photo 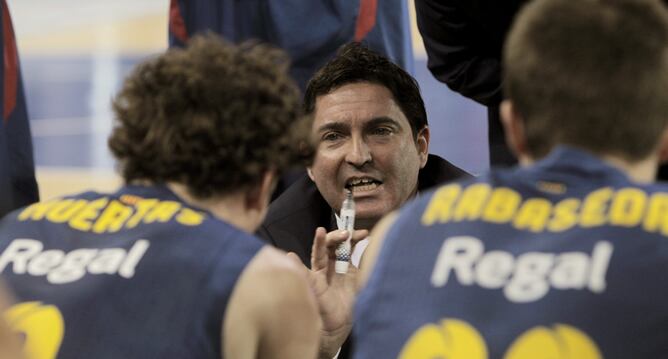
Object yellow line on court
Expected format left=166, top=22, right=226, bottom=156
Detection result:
left=19, top=14, right=167, bottom=56
left=36, top=167, right=122, bottom=201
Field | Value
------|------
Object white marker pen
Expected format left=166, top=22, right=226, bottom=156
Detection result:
left=335, top=190, right=355, bottom=274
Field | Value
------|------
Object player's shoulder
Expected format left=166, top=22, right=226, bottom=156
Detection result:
left=251, top=246, right=314, bottom=294
left=244, top=246, right=305, bottom=279
left=233, top=246, right=313, bottom=317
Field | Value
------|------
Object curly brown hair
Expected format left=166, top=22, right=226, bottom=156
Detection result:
left=109, top=33, right=312, bottom=199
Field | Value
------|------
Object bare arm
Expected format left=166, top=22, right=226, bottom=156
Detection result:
left=223, top=246, right=320, bottom=359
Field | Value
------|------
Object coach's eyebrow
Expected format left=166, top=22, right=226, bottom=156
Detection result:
left=316, top=122, right=350, bottom=134
left=363, top=117, right=403, bottom=131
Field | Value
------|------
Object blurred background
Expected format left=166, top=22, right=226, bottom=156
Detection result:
left=9, top=0, right=487, bottom=200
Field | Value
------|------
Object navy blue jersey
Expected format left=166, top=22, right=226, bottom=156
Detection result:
left=354, top=147, right=668, bottom=359
left=168, top=0, right=413, bottom=91
left=0, top=185, right=264, bottom=359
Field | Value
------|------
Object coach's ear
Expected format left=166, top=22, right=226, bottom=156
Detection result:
left=501, top=100, right=530, bottom=163
left=416, top=126, right=430, bottom=169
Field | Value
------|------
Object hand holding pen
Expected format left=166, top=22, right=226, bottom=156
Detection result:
left=307, top=226, right=369, bottom=358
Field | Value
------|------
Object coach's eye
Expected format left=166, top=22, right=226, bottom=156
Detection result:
left=322, top=132, right=344, bottom=142
left=371, top=127, right=393, bottom=136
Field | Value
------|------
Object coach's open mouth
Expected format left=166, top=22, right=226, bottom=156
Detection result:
left=345, top=177, right=382, bottom=193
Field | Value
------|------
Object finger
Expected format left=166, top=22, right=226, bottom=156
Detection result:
left=324, top=229, right=351, bottom=251
left=311, top=227, right=330, bottom=271
left=349, top=229, right=369, bottom=246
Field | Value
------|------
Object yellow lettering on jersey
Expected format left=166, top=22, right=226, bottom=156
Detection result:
left=45, top=199, right=88, bottom=223
left=5, top=301, right=64, bottom=359
left=16, top=197, right=204, bottom=231
left=143, top=201, right=181, bottom=223
left=608, top=188, right=646, bottom=227
left=68, top=198, right=109, bottom=231
left=482, top=187, right=521, bottom=224
left=452, top=183, right=491, bottom=221
left=399, top=319, right=602, bottom=359
left=505, top=324, right=602, bottom=359
left=176, top=208, right=205, bottom=226
left=513, top=198, right=552, bottom=232
left=125, top=199, right=158, bottom=228
left=421, top=184, right=462, bottom=226
left=92, top=200, right=133, bottom=233
left=119, top=194, right=141, bottom=205
left=643, top=193, right=668, bottom=236
left=399, top=319, right=487, bottom=359
left=579, top=187, right=612, bottom=228
left=546, top=198, right=580, bottom=232
left=18, top=201, right=59, bottom=221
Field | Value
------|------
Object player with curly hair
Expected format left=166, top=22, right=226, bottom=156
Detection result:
left=0, top=34, right=319, bottom=359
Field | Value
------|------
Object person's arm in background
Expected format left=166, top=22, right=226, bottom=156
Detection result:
left=414, top=0, right=502, bottom=107
left=223, top=246, right=321, bottom=359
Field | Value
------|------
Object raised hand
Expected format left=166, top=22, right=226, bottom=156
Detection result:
left=288, top=227, right=368, bottom=359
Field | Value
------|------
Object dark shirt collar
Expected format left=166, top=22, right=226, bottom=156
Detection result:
left=527, top=145, right=631, bottom=183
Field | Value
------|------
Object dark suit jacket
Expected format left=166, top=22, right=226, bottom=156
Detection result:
left=415, top=0, right=527, bottom=166
left=256, top=154, right=469, bottom=359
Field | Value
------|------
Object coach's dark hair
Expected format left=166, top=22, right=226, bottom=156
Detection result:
left=109, top=33, right=312, bottom=199
left=303, top=42, right=427, bottom=138
left=504, top=0, right=668, bottom=161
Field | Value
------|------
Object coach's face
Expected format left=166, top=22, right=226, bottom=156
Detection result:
left=307, top=82, right=429, bottom=229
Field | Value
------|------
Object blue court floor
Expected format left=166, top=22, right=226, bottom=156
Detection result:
left=10, top=0, right=488, bottom=199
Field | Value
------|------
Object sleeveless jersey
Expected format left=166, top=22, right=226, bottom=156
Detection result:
left=354, top=146, right=668, bottom=359
left=0, top=184, right=264, bottom=359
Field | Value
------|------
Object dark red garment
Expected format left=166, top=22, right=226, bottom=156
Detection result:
left=354, top=0, right=377, bottom=42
